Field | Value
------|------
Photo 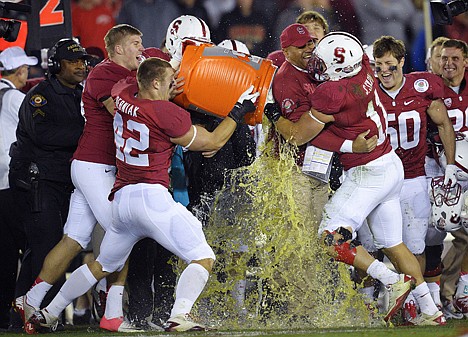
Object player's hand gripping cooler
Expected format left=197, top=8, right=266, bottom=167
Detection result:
left=172, top=44, right=277, bottom=125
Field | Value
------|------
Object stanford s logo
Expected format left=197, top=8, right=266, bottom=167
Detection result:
left=334, top=47, right=345, bottom=64
left=171, top=20, right=182, bottom=34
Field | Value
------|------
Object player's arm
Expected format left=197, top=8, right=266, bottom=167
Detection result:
left=427, top=98, right=457, bottom=187
left=264, top=101, right=333, bottom=146
left=102, top=96, right=115, bottom=116
left=312, top=129, right=378, bottom=153
left=427, top=98, right=455, bottom=165
left=171, top=85, right=259, bottom=152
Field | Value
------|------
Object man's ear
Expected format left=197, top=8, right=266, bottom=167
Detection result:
left=152, top=78, right=160, bottom=90
left=115, top=44, right=123, bottom=55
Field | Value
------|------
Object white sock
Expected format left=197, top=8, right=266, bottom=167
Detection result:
left=413, top=282, right=438, bottom=315
left=232, top=279, right=246, bottom=309
left=27, top=279, right=53, bottom=309
left=104, top=285, right=124, bottom=319
left=426, top=282, right=442, bottom=307
left=170, top=263, right=209, bottom=317
left=358, top=286, right=375, bottom=303
left=45, top=265, right=97, bottom=318
left=366, top=260, right=399, bottom=286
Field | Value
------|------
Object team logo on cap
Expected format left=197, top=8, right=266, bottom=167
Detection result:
left=30, top=94, right=47, bottom=107
left=297, top=26, right=306, bottom=35
left=414, top=79, right=429, bottom=93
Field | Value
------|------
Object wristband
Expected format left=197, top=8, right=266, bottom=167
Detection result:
left=183, top=125, right=197, bottom=150
left=339, top=139, right=354, bottom=153
left=308, top=111, right=325, bottom=125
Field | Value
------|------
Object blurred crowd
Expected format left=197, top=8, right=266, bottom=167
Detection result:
left=71, top=0, right=467, bottom=70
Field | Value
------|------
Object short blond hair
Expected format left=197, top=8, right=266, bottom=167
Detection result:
left=104, top=24, right=142, bottom=57
left=296, top=11, right=329, bottom=34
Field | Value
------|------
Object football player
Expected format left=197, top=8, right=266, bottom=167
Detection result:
left=425, top=38, right=468, bottom=319
left=13, top=24, right=170, bottom=333
left=165, top=15, right=212, bottom=70
left=26, top=57, right=259, bottom=333
left=264, top=31, right=446, bottom=325
left=371, top=35, right=456, bottom=321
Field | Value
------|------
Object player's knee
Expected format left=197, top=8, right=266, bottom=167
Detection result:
left=406, top=239, right=425, bottom=255
left=63, top=233, right=90, bottom=251
left=323, top=227, right=361, bottom=265
left=62, top=235, right=83, bottom=254
left=424, top=244, right=444, bottom=277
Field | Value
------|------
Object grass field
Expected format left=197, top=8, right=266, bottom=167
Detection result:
left=0, top=320, right=467, bottom=337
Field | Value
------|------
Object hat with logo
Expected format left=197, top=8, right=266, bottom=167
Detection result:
left=280, top=23, right=316, bottom=49
left=0, top=46, right=38, bottom=70
left=52, top=39, right=93, bottom=61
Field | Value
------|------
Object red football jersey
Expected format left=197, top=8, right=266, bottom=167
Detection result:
left=73, top=48, right=169, bottom=166
left=442, top=70, right=468, bottom=133
left=110, top=77, right=192, bottom=196
left=378, top=72, right=445, bottom=179
left=310, top=56, right=392, bottom=170
left=73, top=59, right=133, bottom=165
left=272, top=61, right=317, bottom=165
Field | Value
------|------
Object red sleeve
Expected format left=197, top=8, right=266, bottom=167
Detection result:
left=311, top=128, right=345, bottom=152
left=142, top=47, right=171, bottom=62
left=427, top=72, right=445, bottom=100
left=155, top=101, right=192, bottom=138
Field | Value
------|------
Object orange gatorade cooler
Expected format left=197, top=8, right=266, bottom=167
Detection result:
left=173, top=44, right=277, bottom=125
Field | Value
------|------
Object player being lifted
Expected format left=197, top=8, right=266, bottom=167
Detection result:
left=264, top=32, right=446, bottom=325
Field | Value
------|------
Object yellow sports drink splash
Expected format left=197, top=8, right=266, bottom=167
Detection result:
left=187, top=125, right=376, bottom=329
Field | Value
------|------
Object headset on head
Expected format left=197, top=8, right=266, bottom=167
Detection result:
left=47, top=38, right=76, bottom=75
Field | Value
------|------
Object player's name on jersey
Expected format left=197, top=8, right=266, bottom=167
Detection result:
left=115, top=96, right=140, bottom=117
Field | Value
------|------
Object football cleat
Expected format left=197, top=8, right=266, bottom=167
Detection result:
left=405, top=310, right=446, bottom=326
left=163, top=314, right=209, bottom=332
left=13, top=296, right=39, bottom=334
left=99, top=316, right=143, bottom=332
left=453, top=295, right=468, bottom=317
left=441, top=300, right=464, bottom=319
left=28, top=309, right=59, bottom=331
left=402, top=299, right=418, bottom=322
left=91, top=286, right=107, bottom=322
left=384, top=274, right=414, bottom=322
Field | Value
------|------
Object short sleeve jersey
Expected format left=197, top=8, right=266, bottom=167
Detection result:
left=310, top=56, right=392, bottom=170
left=272, top=60, right=317, bottom=165
left=378, top=72, right=445, bottom=179
left=73, top=59, right=132, bottom=165
left=442, top=70, right=468, bottom=133
left=110, top=77, right=192, bottom=196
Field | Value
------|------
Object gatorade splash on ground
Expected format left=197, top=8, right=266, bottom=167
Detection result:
left=187, top=130, right=377, bottom=329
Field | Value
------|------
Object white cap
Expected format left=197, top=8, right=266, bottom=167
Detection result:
left=0, top=46, right=38, bottom=71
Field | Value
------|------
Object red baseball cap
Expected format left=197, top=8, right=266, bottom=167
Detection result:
left=280, top=23, right=315, bottom=49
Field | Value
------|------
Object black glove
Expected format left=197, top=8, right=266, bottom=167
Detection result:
left=228, top=85, right=259, bottom=124
left=264, top=101, right=282, bottom=123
